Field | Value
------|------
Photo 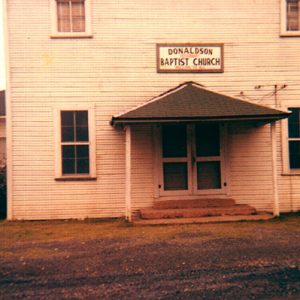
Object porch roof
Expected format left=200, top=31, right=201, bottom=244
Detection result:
left=111, top=82, right=290, bottom=125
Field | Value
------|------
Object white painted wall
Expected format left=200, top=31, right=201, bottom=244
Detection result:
left=6, top=0, right=300, bottom=219
left=0, top=0, right=5, bottom=90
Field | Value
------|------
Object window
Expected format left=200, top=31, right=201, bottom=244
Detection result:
left=57, top=0, right=86, bottom=33
left=288, top=108, right=300, bottom=169
left=51, top=0, right=92, bottom=37
left=55, top=108, right=96, bottom=179
left=61, top=111, right=89, bottom=174
left=281, top=0, right=300, bottom=35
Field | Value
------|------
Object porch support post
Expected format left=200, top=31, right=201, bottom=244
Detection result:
left=271, top=122, right=280, bottom=217
left=125, top=125, right=132, bottom=221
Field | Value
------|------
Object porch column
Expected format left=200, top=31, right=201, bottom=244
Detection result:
left=125, top=125, right=132, bottom=221
left=271, top=122, right=280, bottom=216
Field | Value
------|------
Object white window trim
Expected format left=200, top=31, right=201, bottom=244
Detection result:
left=281, top=0, right=300, bottom=36
left=281, top=106, right=300, bottom=175
left=50, top=0, right=93, bottom=38
left=54, top=104, right=96, bottom=180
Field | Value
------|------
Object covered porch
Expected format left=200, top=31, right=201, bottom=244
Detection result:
left=111, top=82, right=290, bottom=224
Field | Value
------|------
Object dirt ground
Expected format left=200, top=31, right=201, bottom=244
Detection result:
left=1, top=214, right=300, bottom=299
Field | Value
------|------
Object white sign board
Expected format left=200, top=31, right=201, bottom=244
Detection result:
left=157, top=44, right=224, bottom=73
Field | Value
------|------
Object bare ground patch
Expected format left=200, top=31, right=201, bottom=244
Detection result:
left=1, top=214, right=300, bottom=299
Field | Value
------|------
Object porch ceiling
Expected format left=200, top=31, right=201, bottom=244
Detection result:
left=111, top=82, right=290, bottom=126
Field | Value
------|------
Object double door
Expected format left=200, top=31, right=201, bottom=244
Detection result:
left=159, top=123, right=226, bottom=196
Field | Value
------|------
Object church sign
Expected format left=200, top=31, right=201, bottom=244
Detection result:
left=157, top=43, right=224, bottom=73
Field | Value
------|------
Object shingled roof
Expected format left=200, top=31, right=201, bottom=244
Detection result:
left=111, top=82, right=290, bottom=125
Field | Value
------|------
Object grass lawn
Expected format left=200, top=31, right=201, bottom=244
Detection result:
left=1, top=212, right=300, bottom=259
left=1, top=213, right=300, bottom=299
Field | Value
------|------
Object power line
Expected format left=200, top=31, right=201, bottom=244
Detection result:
left=236, top=84, right=289, bottom=103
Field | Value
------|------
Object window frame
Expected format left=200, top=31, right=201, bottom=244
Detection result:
left=281, top=0, right=300, bottom=36
left=55, top=105, right=96, bottom=180
left=50, top=0, right=92, bottom=38
left=281, top=106, right=300, bottom=175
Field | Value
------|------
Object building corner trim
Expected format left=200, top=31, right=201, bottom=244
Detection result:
left=3, top=0, right=13, bottom=220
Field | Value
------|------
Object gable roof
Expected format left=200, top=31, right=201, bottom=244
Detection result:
left=0, top=91, right=5, bottom=116
left=111, top=82, right=290, bottom=126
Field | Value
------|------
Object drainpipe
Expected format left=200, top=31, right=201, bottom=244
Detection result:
left=125, top=125, right=132, bottom=221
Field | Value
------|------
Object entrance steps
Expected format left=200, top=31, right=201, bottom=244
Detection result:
left=153, top=198, right=235, bottom=209
left=133, top=198, right=273, bottom=225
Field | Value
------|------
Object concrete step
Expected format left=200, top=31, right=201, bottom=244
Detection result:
left=133, top=213, right=273, bottom=226
left=154, top=198, right=235, bottom=210
left=140, top=204, right=256, bottom=219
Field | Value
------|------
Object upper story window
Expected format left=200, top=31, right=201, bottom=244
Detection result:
left=281, top=0, right=300, bottom=36
left=287, top=0, right=300, bottom=30
left=57, top=0, right=86, bottom=33
left=50, top=0, right=92, bottom=38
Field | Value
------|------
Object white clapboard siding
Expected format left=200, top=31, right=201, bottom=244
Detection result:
left=228, top=123, right=274, bottom=211
left=6, top=0, right=300, bottom=219
left=131, top=125, right=154, bottom=211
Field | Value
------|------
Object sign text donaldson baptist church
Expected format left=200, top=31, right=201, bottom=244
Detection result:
left=157, top=44, right=224, bottom=73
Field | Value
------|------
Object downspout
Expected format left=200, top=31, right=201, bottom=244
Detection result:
left=3, top=0, right=13, bottom=219
left=125, top=125, right=132, bottom=221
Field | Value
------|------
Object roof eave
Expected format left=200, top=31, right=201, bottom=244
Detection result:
left=111, top=113, right=290, bottom=126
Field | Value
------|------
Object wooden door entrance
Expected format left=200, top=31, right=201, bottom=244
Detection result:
left=159, top=123, right=226, bottom=196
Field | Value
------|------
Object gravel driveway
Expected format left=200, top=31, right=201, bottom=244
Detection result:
left=1, top=216, right=300, bottom=299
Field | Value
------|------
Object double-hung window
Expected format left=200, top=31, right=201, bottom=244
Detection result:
left=281, top=0, right=300, bottom=35
left=61, top=111, right=89, bottom=175
left=288, top=108, right=300, bottom=169
left=56, top=108, right=96, bottom=179
left=51, top=0, right=92, bottom=37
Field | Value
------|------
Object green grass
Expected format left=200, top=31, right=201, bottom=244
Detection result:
left=0, top=213, right=299, bottom=259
